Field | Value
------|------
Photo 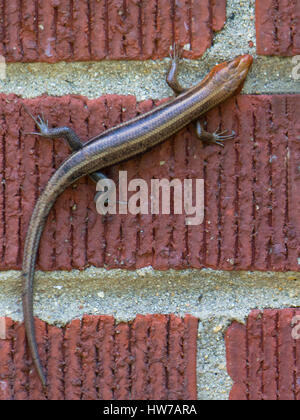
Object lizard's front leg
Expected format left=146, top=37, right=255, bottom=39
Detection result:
left=195, top=120, right=236, bottom=147
left=166, top=44, right=187, bottom=95
left=166, top=46, right=236, bottom=147
left=23, top=106, right=109, bottom=191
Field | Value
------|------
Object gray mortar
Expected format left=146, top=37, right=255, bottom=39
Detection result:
left=0, top=0, right=299, bottom=100
left=0, top=0, right=299, bottom=401
left=0, top=268, right=300, bottom=400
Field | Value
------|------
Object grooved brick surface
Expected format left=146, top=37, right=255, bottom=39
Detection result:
left=0, top=314, right=198, bottom=400
left=226, top=309, right=300, bottom=401
left=0, top=94, right=299, bottom=272
left=0, top=0, right=226, bottom=62
left=256, top=0, right=300, bottom=56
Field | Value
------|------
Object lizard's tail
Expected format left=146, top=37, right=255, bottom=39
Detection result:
left=22, top=193, right=55, bottom=387
left=22, top=159, right=83, bottom=388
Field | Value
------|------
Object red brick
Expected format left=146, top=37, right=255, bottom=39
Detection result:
left=152, top=99, right=175, bottom=270
left=123, top=0, right=141, bottom=58
left=13, top=322, right=28, bottom=400
left=278, top=309, right=295, bottom=400
left=183, top=315, right=198, bottom=400
left=218, top=98, right=239, bottom=270
left=0, top=97, right=6, bottom=265
left=135, top=100, right=156, bottom=268
left=190, top=0, right=211, bottom=58
left=148, top=315, right=169, bottom=399
left=69, top=98, right=90, bottom=269
left=0, top=318, right=13, bottom=400
left=226, top=309, right=300, bottom=400
left=19, top=103, right=39, bottom=266
left=119, top=96, right=139, bottom=269
left=225, top=322, right=248, bottom=400
left=80, top=315, right=100, bottom=400
left=173, top=0, right=190, bottom=53
left=31, top=97, right=57, bottom=272
left=89, top=0, right=106, bottom=60
left=262, top=310, right=278, bottom=400
left=102, top=96, right=124, bottom=269
left=203, top=107, right=222, bottom=269
left=97, top=316, right=115, bottom=400
left=0, top=315, right=198, bottom=400
left=269, top=96, right=288, bottom=271
left=139, top=1, right=157, bottom=59
left=294, top=0, right=300, bottom=53
left=169, top=128, right=189, bottom=269
left=286, top=96, right=300, bottom=270
left=64, top=319, right=82, bottom=400
left=252, top=97, right=273, bottom=270
left=130, top=315, right=149, bottom=399
left=234, top=96, right=255, bottom=269
left=247, top=310, right=264, bottom=400
left=56, top=0, right=73, bottom=62
left=47, top=325, right=64, bottom=400
left=155, top=0, right=174, bottom=59
left=114, top=322, right=131, bottom=400
left=72, top=0, right=90, bottom=61
left=256, top=0, right=300, bottom=56
left=0, top=1, right=5, bottom=57
left=5, top=1, right=22, bottom=61
left=0, top=0, right=227, bottom=62
left=4, top=98, right=22, bottom=268
left=51, top=97, right=73, bottom=271
left=86, top=98, right=108, bottom=268
left=21, top=0, right=38, bottom=62
left=212, top=0, right=227, bottom=32
left=28, top=319, right=47, bottom=400
left=37, top=1, right=56, bottom=63
left=296, top=316, right=300, bottom=399
left=107, top=0, right=126, bottom=59
left=0, top=94, right=299, bottom=272
left=186, top=122, right=205, bottom=269
left=167, top=315, right=186, bottom=400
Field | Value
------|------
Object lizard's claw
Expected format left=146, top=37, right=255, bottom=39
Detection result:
left=22, top=104, right=50, bottom=137
left=36, top=115, right=49, bottom=132
left=212, top=129, right=236, bottom=147
left=169, top=43, right=183, bottom=62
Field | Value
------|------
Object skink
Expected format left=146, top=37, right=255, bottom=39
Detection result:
left=22, top=52, right=253, bottom=387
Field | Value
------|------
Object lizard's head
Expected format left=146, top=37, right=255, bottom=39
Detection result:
left=208, top=54, right=253, bottom=95
left=226, top=54, right=253, bottom=83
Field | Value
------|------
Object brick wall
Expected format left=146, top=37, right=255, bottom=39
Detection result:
left=0, top=94, right=299, bottom=273
left=256, top=0, right=300, bottom=56
left=0, top=0, right=299, bottom=400
left=0, top=315, right=198, bottom=400
left=0, top=0, right=226, bottom=62
left=226, top=309, right=300, bottom=400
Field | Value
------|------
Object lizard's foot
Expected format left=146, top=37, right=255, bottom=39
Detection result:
left=169, top=43, right=183, bottom=63
left=23, top=104, right=81, bottom=146
left=31, top=115, right=50, bottom=137
left=23, top=105, right=51, bottom=137
left=167, top=44, right=187, bottom=96
left=195, top=120, right=236, bottom=148
left=211, top=129, right=236, bottom=147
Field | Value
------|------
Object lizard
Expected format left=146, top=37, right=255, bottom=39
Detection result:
left=22, top=49, right=253, bottom=387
